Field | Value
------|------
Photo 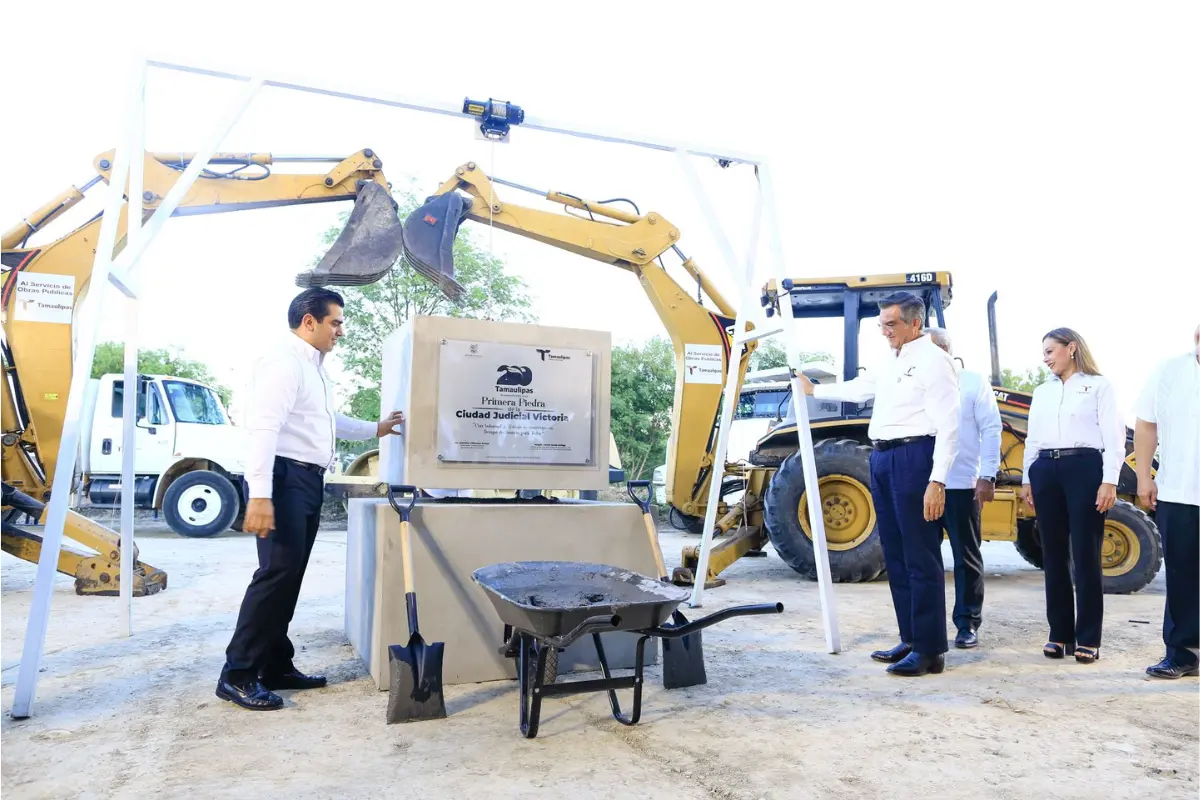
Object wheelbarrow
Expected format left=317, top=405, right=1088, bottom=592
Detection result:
left=471, top=560, right=783, bottom=739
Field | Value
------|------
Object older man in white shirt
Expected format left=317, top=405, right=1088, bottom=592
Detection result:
left=925, top=327, right=1002, bottom=650
left=217, top=287, right=405, bottom=711
left=1135, top=324, right=1200, bottom=679
left=798, top=291, right=960, bottom=676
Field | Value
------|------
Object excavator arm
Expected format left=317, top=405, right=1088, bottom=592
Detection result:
left=2, top=148, right=410, bottom=595
left=353, top=162, right=757, bottom=523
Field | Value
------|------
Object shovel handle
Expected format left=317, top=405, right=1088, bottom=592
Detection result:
left=627, top=481, right=667, bottom=580
left=389, top=485, right=418, bottom=595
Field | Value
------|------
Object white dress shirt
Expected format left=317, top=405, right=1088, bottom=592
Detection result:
left=945, top=368, right=1003, bottom=490
left=1022, top=371, right=1125, bottom=486
left=813, top=334, right=961, bottom=485
left=1136, top=351, right=1200, bottom=506
left=245, top=333, right=378, bottom=499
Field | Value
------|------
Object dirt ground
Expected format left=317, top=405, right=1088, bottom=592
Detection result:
left=2, top=511, right=1197, bottom=800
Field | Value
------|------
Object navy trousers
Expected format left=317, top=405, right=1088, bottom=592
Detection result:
left=942, top=489, right=985, bottom=634
left=223, top=457, right=324, bottom=684
left=869, top=437, right=948, bottom=655
left=1028, top=450, right=1105, bottom=648
left=1159, top=501, right=1199, bottom=668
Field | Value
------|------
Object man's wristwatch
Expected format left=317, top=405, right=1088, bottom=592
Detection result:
left=981, top=476, right=996, bottom=484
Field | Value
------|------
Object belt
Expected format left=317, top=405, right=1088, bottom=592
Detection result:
left=277, top=456, right=327, bottom=475
left=871, top=435, right=934, bottom=452
left=1039, top=447, right=1100, bottom=459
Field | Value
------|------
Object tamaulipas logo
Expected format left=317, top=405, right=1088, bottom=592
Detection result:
left=495, top=365, right=533, bottom=388
left=454, top=362, right=569, bottom=422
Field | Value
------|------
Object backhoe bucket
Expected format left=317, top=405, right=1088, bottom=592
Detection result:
left=399, top=193, right=470, bottom=302
left=294, top=180, right=406, bottom=289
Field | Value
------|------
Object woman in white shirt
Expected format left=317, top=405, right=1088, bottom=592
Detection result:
left=1020, top=328, right=1124, bottom=665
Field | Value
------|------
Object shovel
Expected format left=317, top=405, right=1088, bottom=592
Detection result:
left=626, top=480, right=708, bottom=689
left=385, top=485, right=447, bottom=723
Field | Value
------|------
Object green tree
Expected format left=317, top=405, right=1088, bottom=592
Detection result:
left=1000, top=366, right=1051, bottom=392
left=90, top=342, right=232, bottom=406
left=316, top=189, right=537, bottom=448
left=610, top=336, right=676, bottom=481
left=749, top=338, right=832, bottom=371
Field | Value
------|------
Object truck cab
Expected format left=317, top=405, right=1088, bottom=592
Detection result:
left=78, top=373, right=249, bottom=537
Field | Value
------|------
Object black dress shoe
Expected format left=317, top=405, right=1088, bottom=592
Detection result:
left=955, top=630, right=978, bottom=649
left=216, top=678, right=283, bottom=710
left=1146, top=657, right=1200, bottom=679
left=261, top=669, right=327, bottom=691
left=887, top=651, right=946, bottom=677
left=870, top=642, right=913, bottom=663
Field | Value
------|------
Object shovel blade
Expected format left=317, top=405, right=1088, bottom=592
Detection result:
left=386, top=636, right=447, bottom=723
left=400, top=192, right=470, bottom=302
left=295, top=180, right=405, bottom=289
left=661, top=610, right=708, bottom=690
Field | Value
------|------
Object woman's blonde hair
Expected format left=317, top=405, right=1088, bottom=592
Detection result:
left=1044, top=327, right=1101, bottom=375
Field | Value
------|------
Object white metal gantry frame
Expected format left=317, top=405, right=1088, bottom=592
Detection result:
left=9, top=55, right=840, bottom=720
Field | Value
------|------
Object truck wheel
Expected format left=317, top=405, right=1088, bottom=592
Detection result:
left=764, top=438, right=885, bottom=583
left=1100, top=501, right=1162, bottom=594
left=163, top=470, right=239, bottom=538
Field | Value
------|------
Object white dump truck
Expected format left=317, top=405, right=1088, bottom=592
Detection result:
left=75, top=373, right=249, bottom=537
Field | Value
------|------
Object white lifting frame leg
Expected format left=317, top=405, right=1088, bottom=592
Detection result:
left=118, top=59, right=147, bottom=639
left=673, top=149, right=761, bottom=609
left=762, top=169, right=841, bottom=653
left=10, top=69, right=264, bottom=720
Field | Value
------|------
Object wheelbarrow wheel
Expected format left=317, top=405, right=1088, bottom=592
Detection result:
left=527, top=641, right=559, bottom=685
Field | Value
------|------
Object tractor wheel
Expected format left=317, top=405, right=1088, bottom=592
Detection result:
left=1100, top=501, right=1162, bottom=594
left=1012, top=503, right=1162, bottom=594
left=1013, top=519, right=1044, bottom=568
left=669, top=476, right=748, bottom=535
left=764, top=438, right=885, bottom=583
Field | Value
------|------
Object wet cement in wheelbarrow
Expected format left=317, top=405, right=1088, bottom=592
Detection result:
left=474, top=561, right=688, bottom=611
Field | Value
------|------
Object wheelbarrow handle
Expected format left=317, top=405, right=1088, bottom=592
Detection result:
left=387, top=484, right=418, bottom=522
left=541, top=613, right=623, bottom=650
left=648, top=602, right=784, bottom=639
left=626, top=480, right=652, bottom=514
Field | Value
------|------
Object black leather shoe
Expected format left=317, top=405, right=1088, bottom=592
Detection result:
left=887, top=651, right=946, bottom=676
left=955, top=630, right=978, bottom=649
left=870, top=642, right=912, bottom=663
left=216, top=678, right=283, bottom=710
left=1146, top=657, right=1200, bottom=679
left=261, top=669, right=327, bottom=691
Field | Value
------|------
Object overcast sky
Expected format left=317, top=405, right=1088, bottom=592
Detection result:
left=4, top=2, right=1196, bottom=426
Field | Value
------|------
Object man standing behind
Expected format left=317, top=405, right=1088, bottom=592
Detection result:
left=925, top=327, right=1002, bottom=650
left=798, top=291, right=960, bottom=676
left=1134, top=324, right=1200, bottom=679
left=217, top=287, right=405, bottom=711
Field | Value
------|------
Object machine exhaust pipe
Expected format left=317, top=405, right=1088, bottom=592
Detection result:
left=987, top=291, right=1001, bottom=387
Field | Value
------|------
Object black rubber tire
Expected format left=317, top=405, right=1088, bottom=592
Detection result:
left=162, top=470, right=239, bottom=538
left=763, top=438, right=885, bottom=583
left=1013, top=519, right=1044, bottom=568
left=1012, top=503, right=1162, bottom=595
left=1100, top=501, right=1163, bottom=595
left=669, top=476, right=747, bottom=535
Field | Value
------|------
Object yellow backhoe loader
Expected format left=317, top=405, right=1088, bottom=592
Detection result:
left=2, top=148, right=411, bottom=595
left=379, top=166, right=1163, bottom=596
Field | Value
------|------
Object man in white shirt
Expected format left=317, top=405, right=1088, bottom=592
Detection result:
left=798, top=291, right=960, bottom=676
left=218, top=287, right=405, bottom=711
left=1135, top=324, right=1200, bottom=679
left=924, top=328, right=1002, bottom=650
